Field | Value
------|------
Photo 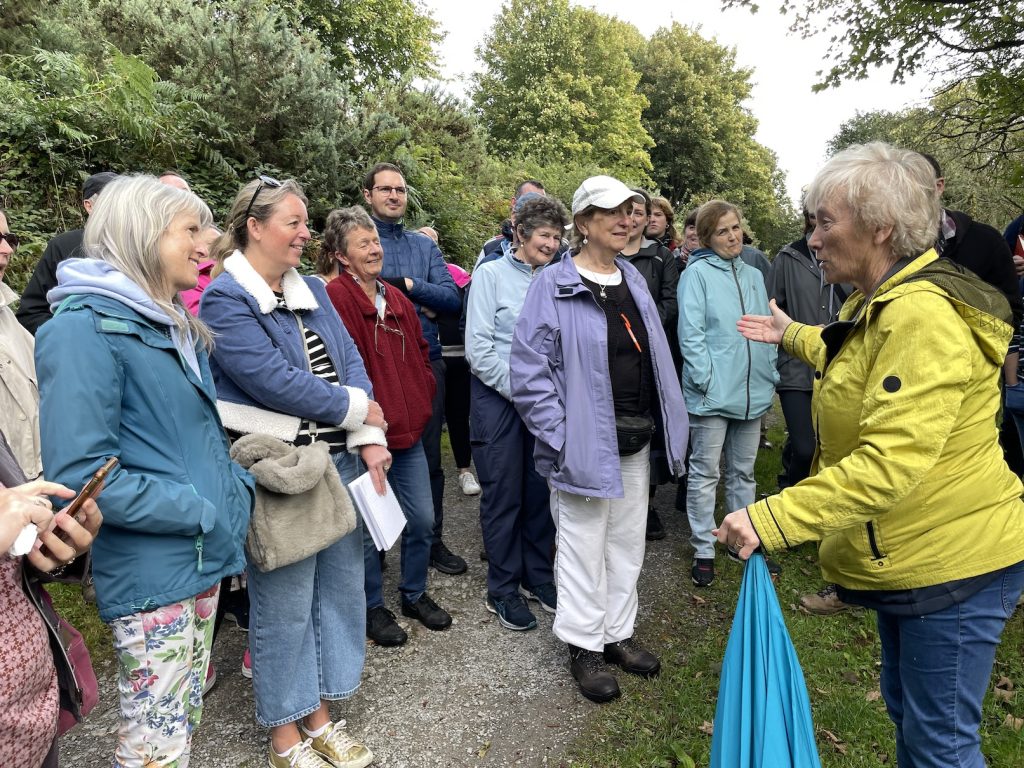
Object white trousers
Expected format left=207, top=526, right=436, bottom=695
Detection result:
left=549, top=446, right=650, bottom=652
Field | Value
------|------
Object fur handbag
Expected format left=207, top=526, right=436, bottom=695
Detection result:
left=229, top=433, right=356, bottom=572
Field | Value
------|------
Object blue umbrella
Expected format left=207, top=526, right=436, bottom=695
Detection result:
left=711, top=553, right=821, bottom=767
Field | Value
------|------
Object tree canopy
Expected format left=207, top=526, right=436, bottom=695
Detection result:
left=472, top=0, right=653, bottom=182
left=727, top=0, right=1024, bottom=206
left=0, top=0, right=807, bottom=294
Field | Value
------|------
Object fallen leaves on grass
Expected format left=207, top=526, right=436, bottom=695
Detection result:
left=994, top=676, right=1016, bottom=703
left=698, top=721, right=715, bottom=736
left=1002, top=714, right=1023, bottom=732
left=865, top=689, right=882, bottom=702
left=821, top=728, right=848, bottom=754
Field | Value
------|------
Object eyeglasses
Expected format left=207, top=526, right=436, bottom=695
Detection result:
left=372, top=185, right=407, bottom=196
left=0, top=233, right=20, bottom=249
left=373, top=314, right=406, bottom=361
left=244, top=174, right=283, bottom=222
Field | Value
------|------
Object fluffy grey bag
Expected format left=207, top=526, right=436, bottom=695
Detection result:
left=230, top=433, right=356, bottom=572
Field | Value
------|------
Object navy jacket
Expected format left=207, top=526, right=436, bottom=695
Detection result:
left=372, top=217, right=460, bottom=360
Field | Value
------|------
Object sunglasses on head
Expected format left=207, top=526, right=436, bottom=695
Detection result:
left=0, top=233, right=20, bottom=249
left=243, top=174, right=283, bottom=222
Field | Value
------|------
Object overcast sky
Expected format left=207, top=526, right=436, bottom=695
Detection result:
left=420, top=0, right=934, bottom=206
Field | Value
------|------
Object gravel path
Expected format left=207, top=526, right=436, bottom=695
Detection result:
left=59, top=455, right=692, bottom=768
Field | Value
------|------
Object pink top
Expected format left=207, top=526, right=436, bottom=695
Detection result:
left=0, top=554, right=58, bottom=766
left=180, top=260, right=217, bottom=316
left=446, top=262, right=471, bottom=289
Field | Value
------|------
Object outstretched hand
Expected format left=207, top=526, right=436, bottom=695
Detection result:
left=736, top=299, right=793, bottom=345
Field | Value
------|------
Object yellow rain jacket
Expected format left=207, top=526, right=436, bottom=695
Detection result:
left=749, top=249, right=1024, bottom=590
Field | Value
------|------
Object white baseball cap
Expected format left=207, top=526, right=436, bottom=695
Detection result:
left=570, top=175, right=645, bottom=219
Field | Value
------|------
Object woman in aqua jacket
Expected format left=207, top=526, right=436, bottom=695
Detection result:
left=721, top=143, right=1024, bottom=768
left=677, top=200, right=777, bottom=588
left=36, top=175, right=254, bottom=767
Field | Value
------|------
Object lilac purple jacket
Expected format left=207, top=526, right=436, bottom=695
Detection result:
left=510, top=254, right=689, bottom=498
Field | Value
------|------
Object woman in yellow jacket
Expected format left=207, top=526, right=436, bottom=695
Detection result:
left=719, top=142, right=1024, bottom=768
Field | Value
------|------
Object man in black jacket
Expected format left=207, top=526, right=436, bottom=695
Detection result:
left=16, top=172, right=119, bottom=335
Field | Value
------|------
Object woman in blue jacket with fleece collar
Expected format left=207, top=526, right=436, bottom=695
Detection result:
left=36, top=176, right=255, bottom=767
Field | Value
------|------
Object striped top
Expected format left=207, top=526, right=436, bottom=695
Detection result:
left=278, top=293, right=348, bottom=453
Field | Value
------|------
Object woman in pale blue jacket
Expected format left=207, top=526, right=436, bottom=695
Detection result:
left=466, top=195, right=567, bottom=633
left=677, top=200, right=778, bottom=588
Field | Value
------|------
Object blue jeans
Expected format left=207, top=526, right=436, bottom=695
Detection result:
left=1003, top=381, right=1024, bottom=462
left=362, top=440, right=434, bottom=607
left=247, top=451, right=366, bottom=727
left=877, top=562, right=1024, bottom=767
left=686, top=414, right=760, bottom=559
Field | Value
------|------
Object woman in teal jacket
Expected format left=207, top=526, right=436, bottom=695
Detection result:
left=677, top=200, right=777, bottom=588
left=35, top=176, right=254, bottom=768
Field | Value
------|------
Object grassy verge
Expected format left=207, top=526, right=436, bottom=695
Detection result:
left=566, top=407, right=1024, bottom=767
left=48, top=582, right=114, bottom=667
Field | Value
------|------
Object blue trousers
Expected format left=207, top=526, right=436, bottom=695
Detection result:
left=470, top=376, right=554, bottom=597
left=362, top=440, right=434, bottom=607
left=877, top=561, right=1024, bottom=767
left=247, top=452, right=366, bottom=726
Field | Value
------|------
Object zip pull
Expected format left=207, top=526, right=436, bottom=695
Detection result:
left=195, top=535, right=205, bottom=573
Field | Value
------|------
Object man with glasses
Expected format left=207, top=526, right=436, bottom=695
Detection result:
left=362, top=162, right=467, bottom=575
left=16, top=171, right=120, bottom=334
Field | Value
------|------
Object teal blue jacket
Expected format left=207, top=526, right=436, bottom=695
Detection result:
left=36, top=293, right=254, bottom=621
left=677, top=248, right=778, bottom=420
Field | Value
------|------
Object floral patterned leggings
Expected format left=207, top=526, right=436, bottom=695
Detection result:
left=109, top=584, right=220, bottom=768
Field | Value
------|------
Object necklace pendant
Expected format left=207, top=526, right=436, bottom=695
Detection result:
left=599, top=286, right=607, bottom=299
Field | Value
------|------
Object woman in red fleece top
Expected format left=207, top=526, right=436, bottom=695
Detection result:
left=324, top=205, right=452, bottom=648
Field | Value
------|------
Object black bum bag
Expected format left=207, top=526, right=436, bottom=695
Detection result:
left=615, top=414, right=655, bottom=456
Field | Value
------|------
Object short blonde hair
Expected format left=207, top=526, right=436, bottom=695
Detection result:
left=805, top=142, right=939, bottom=260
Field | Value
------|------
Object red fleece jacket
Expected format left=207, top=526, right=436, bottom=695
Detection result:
left=326, top=274, right=435, bottom=450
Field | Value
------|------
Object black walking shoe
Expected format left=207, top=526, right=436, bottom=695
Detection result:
left=366, top=605, right=408, bottom=647
left=604, top=638, right=660, bottom=677
left=430, top=540, right=468, bottom=575
left=401, top=593, right=452, bottom=631
left=568, top=645, right=620, bottom=703
left=645, top=507, right=666, bottom=540
left=691, top=558, right=715, bottom=587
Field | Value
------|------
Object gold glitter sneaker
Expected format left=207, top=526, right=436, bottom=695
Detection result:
left=302, top=721, right=373, bottom=768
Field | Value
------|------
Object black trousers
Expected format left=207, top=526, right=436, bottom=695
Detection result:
left=424, top=358, right=447, bottom=542
left=443, top=356, right=473, bottom=469
left=779, top=390, right=815, bottom=489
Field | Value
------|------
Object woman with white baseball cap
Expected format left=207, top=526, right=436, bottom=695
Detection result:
left=509, top=175, right=688, bottom=703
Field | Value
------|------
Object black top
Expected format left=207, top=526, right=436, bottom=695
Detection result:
left=580, top=276, right=653, bottom=418
left=16, top=229, right=84, bottom=335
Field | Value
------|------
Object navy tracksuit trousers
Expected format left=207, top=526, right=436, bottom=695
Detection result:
left=470, top=375, right=554, bottom=598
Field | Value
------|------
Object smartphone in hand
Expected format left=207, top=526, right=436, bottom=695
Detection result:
left=63, top=457, right=118, bottom=521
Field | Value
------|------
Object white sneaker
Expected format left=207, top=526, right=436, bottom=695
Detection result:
left=458, top=472, right=481, bottom=496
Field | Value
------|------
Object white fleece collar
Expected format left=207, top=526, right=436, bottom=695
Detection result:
left=224, top=250, right=319, bottom=314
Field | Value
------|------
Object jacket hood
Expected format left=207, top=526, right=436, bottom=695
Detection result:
left=878, top=249, right=1013, bottom=367
left=48, top=258, right=201, bottom=377
left=50, top=258, right=173, bottom=325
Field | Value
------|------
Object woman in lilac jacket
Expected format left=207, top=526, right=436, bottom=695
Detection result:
left=509, top=176, right=688, bottom=704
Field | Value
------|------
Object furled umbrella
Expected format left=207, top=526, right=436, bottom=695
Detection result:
left=711, top=553, right=821, bottom=767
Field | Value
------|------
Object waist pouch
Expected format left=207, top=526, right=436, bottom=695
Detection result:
left=615, top=414, right=655, bottom=456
